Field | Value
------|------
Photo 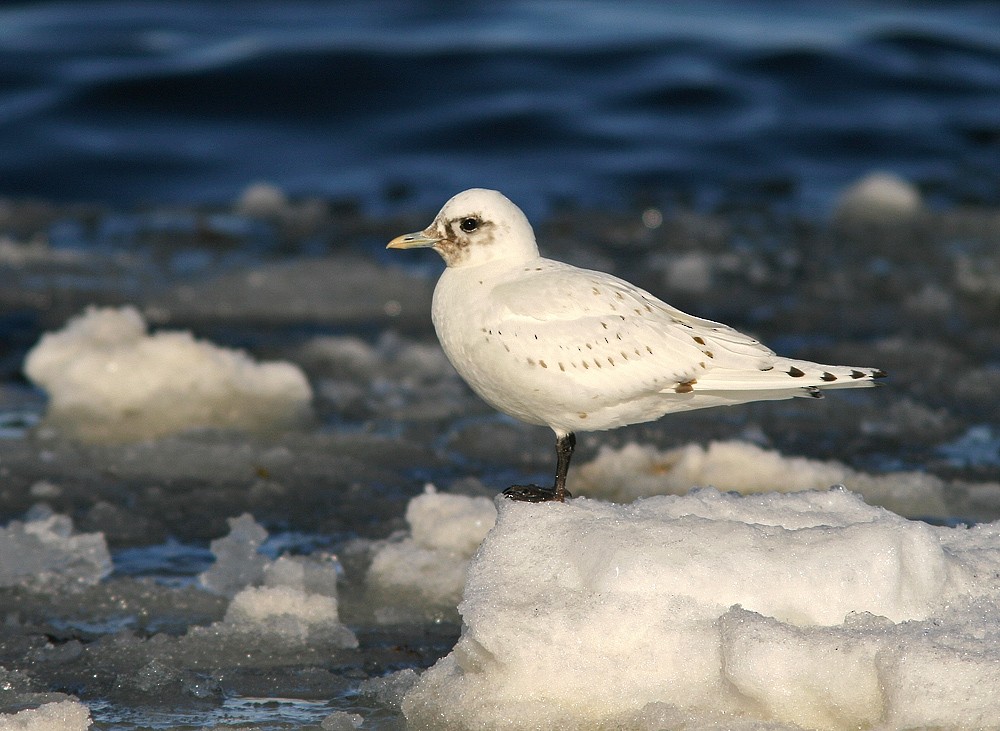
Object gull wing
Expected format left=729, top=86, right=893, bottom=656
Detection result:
left=487, top=260, right=777, bottom=396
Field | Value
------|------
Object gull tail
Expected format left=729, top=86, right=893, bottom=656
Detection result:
left=684, top=360, right=887, bottom=399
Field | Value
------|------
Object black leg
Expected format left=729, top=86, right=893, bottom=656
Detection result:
left=503, top=432, right=576, bottom=503
left=552, top=432, right=575, bottom=501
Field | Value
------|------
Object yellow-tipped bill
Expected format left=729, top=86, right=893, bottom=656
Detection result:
left=387, top=231, right=440, bottom=249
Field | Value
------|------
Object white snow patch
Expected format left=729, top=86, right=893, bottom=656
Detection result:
left=0, top=700, right=92, bottom=731
left=23, top=306, right=312, bottom=442
left=402, top=489, right=1000, bottom=730
left=0, top=508, right=110, bottom=591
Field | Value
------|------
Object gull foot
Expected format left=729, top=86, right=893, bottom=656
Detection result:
left=502, top=484, right=571, bottom=503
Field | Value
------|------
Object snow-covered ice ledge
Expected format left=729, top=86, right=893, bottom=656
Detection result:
left=402, top=488, right=1000, bottom=730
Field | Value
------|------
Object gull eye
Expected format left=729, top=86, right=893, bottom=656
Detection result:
left=460, top=217, right=480, bottom=233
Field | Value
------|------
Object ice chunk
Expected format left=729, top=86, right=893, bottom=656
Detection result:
left=367, top=486, right=496, bottom=616
left=199, top=513, right=269, bottom=597
left=0, top=700, right=92, bottom=731
left=23, top=306, right=312, bottom=442
left=403, top=489, right=1000, bottom=730
left=224, top=585, right=336, bottom=628
left=320, top=711, right=363, bottom=730
left=833, top=171, right=921, bottom=222
left=199, top=514, right=356, bottom=647
left=263, top=554, right=341, bottom=597
left=570, top=440, right=950, bottom=518
left=236, top=182, right=289, bottom=218
left=406, top=485, right=497, bottom=556
left=0, top=509, right=110, bottom=591
left=662, top=251, right=714, bottom=294
left=224, top=552, right=346, bottom=634
left=220, top=567, right=357, bottom=648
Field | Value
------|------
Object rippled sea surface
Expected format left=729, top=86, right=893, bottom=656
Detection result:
left=2, top=0, right=999, bottom=214
left=1, top=2, right=1000, bottom=730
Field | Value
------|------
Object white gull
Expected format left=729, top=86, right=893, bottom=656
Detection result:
left=388, top=189, right=885, bottom=502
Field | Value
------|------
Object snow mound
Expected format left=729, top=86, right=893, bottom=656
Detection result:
left=0, top=509, right=110, bottom=591
left=403, top=489, right=1000, bottom=730
left=24, top=306, right=312, bottom=442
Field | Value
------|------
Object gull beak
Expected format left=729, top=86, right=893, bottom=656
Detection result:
left=387, top=230, right=441, bottom=250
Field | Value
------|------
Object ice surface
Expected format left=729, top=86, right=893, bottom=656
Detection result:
left=0, top=508, right=110, bottom=591
left=0, top=700, right=92, bottom=731
left=402, top=489, right=1000, bottom=730
left=570, top=439, right=960, bottom=518
left=367, top=486, right=496, bottom=619
left=23, top=306, right=312, bottom=442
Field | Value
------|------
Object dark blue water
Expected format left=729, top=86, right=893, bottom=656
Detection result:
left=1, top=0, right=999, bottom=216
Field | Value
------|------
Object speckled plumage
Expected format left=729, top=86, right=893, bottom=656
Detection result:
left=389, top=189, right=885, bottom=501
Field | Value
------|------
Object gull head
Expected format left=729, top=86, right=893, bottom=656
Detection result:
left=388, top=188, right=539, bottom=267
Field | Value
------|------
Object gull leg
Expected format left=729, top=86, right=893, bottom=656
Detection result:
left=552, top=432, right=575, bottom=501
left=503, top=432, right=575, bottom=503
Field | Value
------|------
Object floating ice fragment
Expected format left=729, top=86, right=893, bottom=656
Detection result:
left=320, top=711, right=363, bottom=730
left=0, top=509, right=110, bottom=591
left=221, top=577, right=357, bottom=648
left=661, top=250, right=714, bottom=294
left=23, top=306, right=313, bottom=442
left=367, top=486, right=496, bottom=617
left=224, top=585, right=338, bottom=626
left=199, top=514, right=356, bottom=647
left=199, top=513, right=269, bottom=597
left=833, top=171, right=921, bottom=223
left=236, top=182, right=289, bottom=218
